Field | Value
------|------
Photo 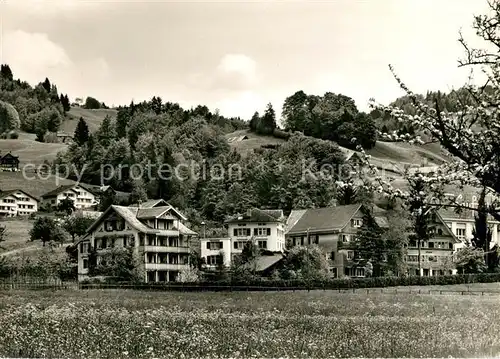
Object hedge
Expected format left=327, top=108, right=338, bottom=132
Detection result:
left=78, top=273, right=500, bottom=291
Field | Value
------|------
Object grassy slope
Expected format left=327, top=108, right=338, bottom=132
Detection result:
left=0, top=219, right=36, bottom=253
left=62, top=106, right=118, bottom=134
left=0, top=289, right=499, bottom=357
left=226, top=129, right=449, bottom=168
left=0, top=139, right=67, bottom=166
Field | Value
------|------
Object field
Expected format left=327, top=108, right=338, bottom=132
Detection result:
left=0, top=138, right=67, bottom=166
left=63, top=106, right=117, bottom=134
left=0, top=171, right=75, bottom=198
left=226, top=129, right=450, bottom=169
left=0, top=219, right=35, bottom=253
left=0, top=289, right=499, bottom=358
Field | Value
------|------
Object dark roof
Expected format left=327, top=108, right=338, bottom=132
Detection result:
left=0, top=152, right=19, bottom=160
left=225, top=208, right=284, bottom=224
left=242, top=254, right=284, bottom=272
left=84, top=204, right=196, bottom=237
left=41, top=184, right=77, bottom=198
left=286, top=204, right=362, bottom=235
left=129, top=199, right=169, bottom=208
left=136, top=207, right=172, bottom=219
left=0, top=189, right=38, bottom=201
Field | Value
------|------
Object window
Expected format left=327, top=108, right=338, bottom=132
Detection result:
left=105, top=221, right=114, bottom=232
left=329, top=251, right=335, bottom=261
left=83, top=259, right=88, bottom=269
left=355, top=268, right=365, bottom=277
left=258, top=240, right=267, bottom=249
left=206, top=241, right=222, bottom=250
left=341, top=234, right=349, bottom=243
left=312, top=235, right=319, bottom=244
left=456, top=228, right=466, bottom=239
left=428, top=242, right=434, bottom=248
left=116, top=221, right=124, bottom=231
left=351, top=219, right=362, bottom=228
left=234, top=228, right=250, bottom=237
left=254, top=228, right=271, bottom=236
left=347, top=250, right=354, bottom=260
left=206, top=255, right=221, bottom=265
left=329, top=267, right=338, bottom=278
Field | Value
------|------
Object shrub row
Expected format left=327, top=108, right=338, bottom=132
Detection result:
left=79, top=273, right=500, bottom=291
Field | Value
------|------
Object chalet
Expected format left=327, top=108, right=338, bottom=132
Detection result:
left=77, top=199, right=197, bottom=282
left=406, top=210, right=460, bottom=276
left=0, top=152, right=19, bottom=171
left=200, top=208, right=286, bottom=268
left=0, top=189, right=38, bottom=217
left=41, top=184, right=98, bottom=210
left=286, top=204, right=389, bottom=278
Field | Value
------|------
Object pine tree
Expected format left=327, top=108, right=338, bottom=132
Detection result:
left=74, top=117, right=90, bottom=146
left=351, top=206, right=386, bottom=277
left=249, top=111, right=260, bottom=132
left=42, top=77, right=51, bottom=93
left=97, top=115, right=115, bottom=147
left=0, top=64, right=13, bottom=81
left=257, top=103, right=276, bottom=135
left=471, top=187, right=495, bottom=270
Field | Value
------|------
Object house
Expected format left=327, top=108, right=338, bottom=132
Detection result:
left=437, top=207, right=500, bottom=250
left=406, top=210, right=460, bottom=276
left=286, top=204, right=371, bottom=278
left=56, top=131, right=73, bottom=144
left=199, top=208, right=286, bottom=269
left=77, top=199, right=197, bottom=282
left=0, top=189, right=38, bottom=217
left=0, top=152, right=20, bottom=171
left=82, top=184, right=131, bottom=205
left=41, top=184, right=98, bottom=210
left=240, top=253, right=285, bottom=277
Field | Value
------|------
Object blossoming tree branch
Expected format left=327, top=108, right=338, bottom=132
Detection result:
left=352, top=0, right=500, bottom=223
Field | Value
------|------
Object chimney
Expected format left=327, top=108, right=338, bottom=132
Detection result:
left=246, top=208, right=252, bottom=217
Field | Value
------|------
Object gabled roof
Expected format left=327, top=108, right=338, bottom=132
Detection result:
left=242, top=254, right=284, bottom=272
left=136, top=207, right=172, bottom=219
left=42, top=184, right=99, bottom=198
left=129, top=199, right=169, bottom=208
left=0, top=189, right=38, bottom=202
left=85, top=204, right=196, bottom=236
left=435, top=210, right=462, bottom=243
left=0, top=152, right=19, bottom=160
left=286, top=204, right=362, bottom=235
left=225, top=208, right=284, bottom=224
left=41, top=184, right=78, bottom=198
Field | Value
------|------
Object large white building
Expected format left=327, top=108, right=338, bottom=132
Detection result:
left=0, top=189, right=39, bottom=217
left=77, top=199, right=197, bottom=282
left=200, top=208, right=286, bottom=269
left=41, top=184, right=98, bottom=210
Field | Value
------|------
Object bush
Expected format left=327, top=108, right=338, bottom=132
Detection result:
left=7, top=131, right=19, bottom=139
left=0, top=100, right=21, bottom=133
left=273, top=128, right=291, bottom=140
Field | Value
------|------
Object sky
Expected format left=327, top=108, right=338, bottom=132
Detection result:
left=0, top=0, right=492, bottom=121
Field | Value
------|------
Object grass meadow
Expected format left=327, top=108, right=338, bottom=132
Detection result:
left=0, top=289, right=499, bottom=358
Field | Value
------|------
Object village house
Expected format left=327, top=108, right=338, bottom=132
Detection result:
left=0, top=189, right=38, bottom=217
left=41, top=184, right=98, bottom=210
left=56, top=131, right=73, bottom=144
left=77, top=199, right=197, bottom=282
left=200, top=208, right=286, bottom=269
left=0, top=152, right=20, bottom=171
left=286, top=204, right=383, bottom=278
left=438, top=207, right=500, bottom=251
left=406, top=210, right=460, bottom=276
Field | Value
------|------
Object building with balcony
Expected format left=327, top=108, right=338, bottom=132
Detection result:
left=41, top=184, right=98, bottom=210
left=285, top=204, right=380, bottom=278
left=199, top=208, right=286, bottom=269
left=77, top=199, right=197, bottom=282
left=406, top=210, right=460, bottom=276
left=0, top=189, right=38, bottom=217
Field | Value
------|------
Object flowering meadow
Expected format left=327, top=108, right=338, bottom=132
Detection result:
left=0, top=289, right=499, bottom=358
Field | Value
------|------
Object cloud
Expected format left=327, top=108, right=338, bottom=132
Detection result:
left=2, top=30, right=73, bottom=81
left=2, top=29, right=110, bottom=102
left=189, top=53, right=260, bottom=92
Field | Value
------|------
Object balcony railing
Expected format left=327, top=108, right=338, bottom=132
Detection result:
left=143, top=245, right=190, bottom=253
left=144, top=263, right=189, bottom=271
